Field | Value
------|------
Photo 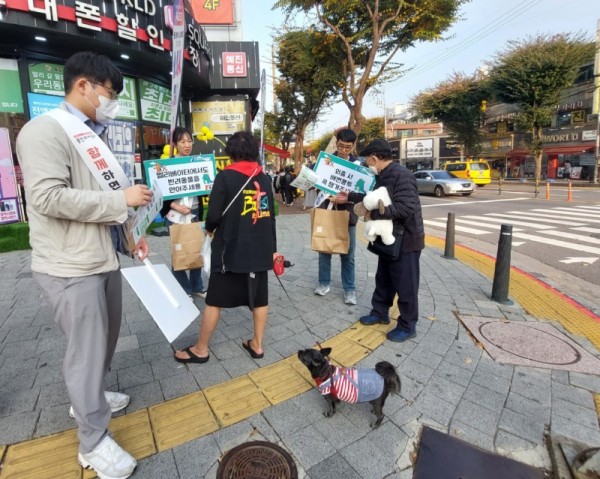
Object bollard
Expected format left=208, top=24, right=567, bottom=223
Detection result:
left=443, top=212, right=456, bottom=260
left=491, top=224, right=514, bottom=305
left=567, top=181, right=573, bottom=202
left=545, top=181, right=550, bottom=200
left=498, top=177, right=503, bottom=196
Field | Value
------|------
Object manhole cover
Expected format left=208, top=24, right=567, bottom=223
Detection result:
left=479, top=322, right=581, bottom=365
left=217, top=441, right=298, bottom=479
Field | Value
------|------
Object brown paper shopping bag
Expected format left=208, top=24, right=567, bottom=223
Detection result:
left=169, top=223, right=204, bottom=271
left=310, top=207, right=350, bottom=254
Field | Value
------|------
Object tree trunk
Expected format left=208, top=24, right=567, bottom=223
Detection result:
left=348, top=100, right=366, bottom=137
left=294, top=128, right=306, bottom=174
left=532, top=124, right=543, bottom=198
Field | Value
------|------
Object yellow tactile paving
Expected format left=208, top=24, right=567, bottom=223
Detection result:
left=148, top=391, right=219, bottom=452
left=286, top=355, right=316, bottom=385
left=1, top=429, right=81, bottom=479
left=343, top=322, right=389, bottom=351
left=320, top=334, right=371, bottom=367
left=0, top=445, right=5, bottom=462
left=248, top=360, right=313, bottom=405
left=204, top=376, right=271, bottom=427
left=594, top=394, right=600, bottom=426
left=426, top=235, right=600, bottom=350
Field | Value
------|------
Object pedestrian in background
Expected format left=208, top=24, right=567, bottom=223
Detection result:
left=174, top=131, right=278, bottom=364
left=336, top=138, right=424, bottom=342
left=160, top=127, right=207, bottom=299
left=314, top=128, right=359, bottom=305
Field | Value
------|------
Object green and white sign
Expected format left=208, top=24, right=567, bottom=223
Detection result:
left=117, top=77, right=139, bottom=121
left=144, top=154, right=216, bottom=200
left=313, top=151, right=376, bottom=196
left=0, top=59, right=24, bottom=113
left=28, top=63, right=64, bottom=96
left=140, top=80, right=171, bottom=125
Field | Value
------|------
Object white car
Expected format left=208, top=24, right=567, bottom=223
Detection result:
left=414, top=170, right=475, bottom=197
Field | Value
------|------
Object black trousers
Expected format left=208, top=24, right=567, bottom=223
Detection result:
left=371, top=250, right=421, bottom=333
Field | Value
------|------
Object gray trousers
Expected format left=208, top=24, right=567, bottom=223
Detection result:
left=34, top=270, right=122, bottom=453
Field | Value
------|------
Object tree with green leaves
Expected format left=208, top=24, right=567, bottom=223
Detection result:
left=275, top=29, right=345, bottom=172
left=488, top=33, right=595, bottom=192
left=357, top=116, right=385, bottom=152
left=411, top=72, right=488, bottom=158
left=274, top=0, right=467, bottom=136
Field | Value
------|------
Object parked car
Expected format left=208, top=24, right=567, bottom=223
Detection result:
left=442, top=159, right=491, bottom=186
left=414, top=170, right=475, bottom=197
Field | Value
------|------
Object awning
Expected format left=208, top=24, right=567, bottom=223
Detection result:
left=263, top=143, right=291, bottom=158
left=508, top=145, right=595, bottom=157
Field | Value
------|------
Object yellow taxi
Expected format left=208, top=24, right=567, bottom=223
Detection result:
left=442, top=159, right=491, bottom=186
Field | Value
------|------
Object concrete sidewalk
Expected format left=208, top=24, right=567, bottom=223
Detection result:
left=0, top=213, right=599, bottom=478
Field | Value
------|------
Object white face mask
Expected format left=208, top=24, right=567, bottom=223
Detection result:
left=369, top=165, right=379, bottom=176
left=86, top=82, right=120, bottom=123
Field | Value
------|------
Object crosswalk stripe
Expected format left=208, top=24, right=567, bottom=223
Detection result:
left=508, top=210, right=600, bottom=224
left=512, top=232, right=600, bottom=255
left=484, top=213, right=585, bottom=227
left=572, top=227, right=600, bottom=234
left=463, top=215, right=556, bottom=229
left=453, top=218, right=523, bottom=231
left=423, top=220, right=490, bottom=235
left=531, top=208, right=600, bottom=218
left=570, top=205, right=600, bottom=211
left=542, top=230, right=600, bottom=245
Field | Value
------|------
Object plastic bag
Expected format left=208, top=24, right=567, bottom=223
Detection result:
left=201, top=235, right=212, bottom=275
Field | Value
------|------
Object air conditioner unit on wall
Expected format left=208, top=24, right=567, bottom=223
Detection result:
left=587, top=114, right=598, bottom=122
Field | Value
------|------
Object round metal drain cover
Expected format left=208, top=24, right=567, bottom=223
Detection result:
left=217, top=441, right=298, bottom=479
left=479, top=322, right=581, bottom=365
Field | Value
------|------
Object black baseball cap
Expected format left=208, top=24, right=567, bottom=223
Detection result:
left=359, top=138, right=392, bottom=157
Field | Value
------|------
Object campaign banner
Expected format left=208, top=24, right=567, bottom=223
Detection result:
left=169, top=0, right=186, bottom=140
left=290, top=165, right=319, bottom=191
left=130, top=180, right=163, bottom=246
left=313, top=151, right=375, bottom=196
left=144, top=154, right=216, bottom=200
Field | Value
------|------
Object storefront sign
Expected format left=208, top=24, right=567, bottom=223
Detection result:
left=542, top=132, right=580, bottom=143
left=117, top=77, right=139, bottom=121
left=222, top=52, right=247, bottom=77
left=106, top=120, right=136, bottom=184
left=582, top=130, right=597, bottom=141
left=28, top=63, right=64, bottom=96
left=191, top=100, right=246, bottom=135
left=140, top=80, right=172, bottom=125
left=0, top=59, right=24, bottom=114
left=143, top=154, right=216, bottom=199
left=313, top=152, right=375, bottom=196
left=0, top=128, right=20, bottom=224
left=406, top=138, right=433, bottom=159
left=27, top=92, right=63, bottom=118
left=186, top=0, right=234, bottom=24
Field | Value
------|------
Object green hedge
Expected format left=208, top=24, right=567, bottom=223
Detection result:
left=0, top=223, right=31, bottom=253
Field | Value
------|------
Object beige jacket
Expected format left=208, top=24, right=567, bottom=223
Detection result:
left=16, top=105, right=128, bottom=277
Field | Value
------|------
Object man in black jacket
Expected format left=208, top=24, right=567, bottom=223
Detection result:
left=336, top=139, right=424, bottom=342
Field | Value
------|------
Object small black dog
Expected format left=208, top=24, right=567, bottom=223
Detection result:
left=297, top=347, right=401, bottom=428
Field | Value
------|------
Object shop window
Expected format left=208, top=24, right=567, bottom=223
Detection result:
left=557, top=112, right=571, bottom=127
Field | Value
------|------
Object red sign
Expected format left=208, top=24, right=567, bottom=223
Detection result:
left=222, top=52, right=247, bottom=78
left=187, top=0, right=234, bottom=25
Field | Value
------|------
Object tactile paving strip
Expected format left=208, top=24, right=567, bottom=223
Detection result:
left=204, top=376, right=271, bottom=427
left=343, top=322, right=389, bottom=351
left=149, top=392, right=219, bottom=452
left=594, top=394, right=600, bottom=426
left=1, top=429, right=81, bottom=479
left=320, top=334, right=371, bottom=366
left=249, top=360, right=313, bottom=405
left=426, top=236, right=600, bottom=350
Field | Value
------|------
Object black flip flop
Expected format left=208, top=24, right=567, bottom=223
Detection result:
left=174, top=346, right=209, bottom=364
left=242, top=340, right=264, bottom=359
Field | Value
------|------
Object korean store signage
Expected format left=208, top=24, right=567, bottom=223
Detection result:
left=186, top=0, right=234, bottom=25
left=222, top=52, right=247, bottom=78
left=0, top=59, right=24, bottom=114
left=28, top=63, right=64, bottom=96
left=117, top=77, right=139, bottom=121
left=140, top=80, right=171, bottom=125
left=406, top=138, right=434, bottom=159
left=191, top=100, right=246, bottom=135
left=27, top=92, right=63, bottom=119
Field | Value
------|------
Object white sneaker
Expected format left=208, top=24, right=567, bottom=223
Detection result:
left=78, top=436, right=137, bottom=479
left=70, top=391, right=130, bottom=418
left=192, top=290, right=207, bottom=298
left=344, top=291, right=357, bottom=305
left=314, top=285, right=330, bottom=296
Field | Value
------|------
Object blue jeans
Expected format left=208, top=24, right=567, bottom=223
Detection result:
left=164, top=210, right=205, bottom=295
left=318, top=225, right=356, bottom=292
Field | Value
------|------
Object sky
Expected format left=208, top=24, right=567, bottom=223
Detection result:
left=240, top=0, right=599, bottom=141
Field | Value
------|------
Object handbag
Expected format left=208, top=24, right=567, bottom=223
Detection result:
left=169, top=222, right=205, bottom=271
left=367, top=231, right=403, bottom=261
left=310, top=204, right=350, bottom=254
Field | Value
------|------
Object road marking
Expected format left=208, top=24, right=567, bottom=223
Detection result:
left=452, top=218, right=523, bottom=231
left=569, top=205, right=600, bottom=210
left=484, top=213, right=585, bottom=227
left=421, top=197, right=530, bottom=208
left=423, top=220, right=490, bottom=235
left=507, top=210, right=600, bottom=224
left=512, top=242, right=526, bottom=246
left=542, top=230, right=600, bottom=245
left=512, top=232, right=600, bottom=255
left=572, top=227, right=600, bottom=234
left=531, top=208, right=600, bottom=219
left=559, top=257, right=599, bottom=265
left=463, top=215, right=556, bottom=229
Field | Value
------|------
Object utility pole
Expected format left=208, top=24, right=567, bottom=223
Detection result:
left=594, top=19, right=600, bottom=184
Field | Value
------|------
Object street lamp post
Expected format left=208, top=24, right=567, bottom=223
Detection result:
left=594, top=19, right=600, bottom=183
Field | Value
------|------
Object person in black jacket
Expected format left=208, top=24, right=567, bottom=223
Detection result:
left=336, top=139, right=425, bottom=342
left=174, top=131, right=279, bottom=363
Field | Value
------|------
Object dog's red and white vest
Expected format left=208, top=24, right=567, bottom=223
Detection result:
left=315, top=366, right=384, bottom=403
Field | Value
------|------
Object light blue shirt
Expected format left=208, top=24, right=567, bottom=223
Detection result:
left=63, top=101, right=106, bottom=136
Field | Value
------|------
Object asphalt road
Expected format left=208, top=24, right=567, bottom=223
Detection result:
left=419, top=180, right=600, bottom=310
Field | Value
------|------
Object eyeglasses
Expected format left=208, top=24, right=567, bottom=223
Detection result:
left=337, top=142, right=354, bottom=151
left=89, top=81, right=118, bottom=100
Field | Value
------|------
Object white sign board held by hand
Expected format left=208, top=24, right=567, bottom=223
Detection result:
left=121, top=260, right=199, bottom=343
left=313, top=152, right=375, bottom=196
left=290, top=165, right=319, bottom=191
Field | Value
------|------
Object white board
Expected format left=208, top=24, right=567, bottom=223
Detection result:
left=121, top=262, right=200, bottom=343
